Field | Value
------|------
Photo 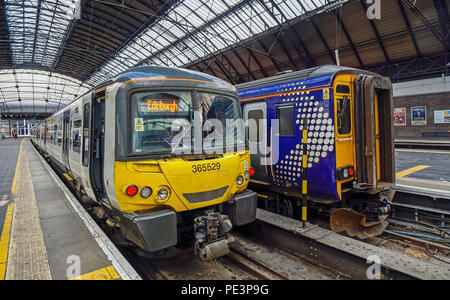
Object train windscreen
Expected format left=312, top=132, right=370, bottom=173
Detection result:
left=130, top=91, right=244, bottom=156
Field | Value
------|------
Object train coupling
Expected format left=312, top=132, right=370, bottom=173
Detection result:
left=194, top=212, right=234, bottom=261
left=330, top=196, right=391, bottom=239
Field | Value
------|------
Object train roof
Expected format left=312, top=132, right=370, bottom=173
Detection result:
left=236, top=65, right=377, bottom=91
left=93, top=65, right=235, bottom=92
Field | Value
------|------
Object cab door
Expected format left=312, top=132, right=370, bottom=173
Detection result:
left=62, top=110, right=71, bottom=168
left=243, top=101, right=269, bottom=183
left=90, top=92, right=106, bottom=199
left=334, top=76, right=356, bottom=197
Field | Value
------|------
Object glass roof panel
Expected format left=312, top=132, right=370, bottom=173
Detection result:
left=85, top=0, right=345, bottom=86
left=5, top=0, right=82, bottom=69
left=0, top=69, right=91, bottom=113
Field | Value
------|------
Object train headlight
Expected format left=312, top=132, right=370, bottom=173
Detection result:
left=248, top=167, right=255, bottom=176
left=236, top=175, right=244, bottom=186
left=244, top=171, right=250, bottom=180
left=337, top=166, right=355, bottom=180
left=343, top=168, right=349, bottom=178
left=140, top=186, right=152, bottom=198
left=126, top=185, right=138, bottom=197
left=157, top=188, right=169, bottom=201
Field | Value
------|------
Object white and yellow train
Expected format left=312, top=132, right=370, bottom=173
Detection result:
left=31, top=66, right=257, bottom=260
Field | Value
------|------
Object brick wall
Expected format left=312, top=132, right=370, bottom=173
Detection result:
left=393, top=92, right=450, bottom=138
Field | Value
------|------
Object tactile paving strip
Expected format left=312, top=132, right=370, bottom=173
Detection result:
left=6, top=142, right=51, bottom=280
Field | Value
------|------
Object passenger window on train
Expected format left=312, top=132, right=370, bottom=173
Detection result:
left=277, top=106, right=294, bottom=136
left=248, top=110, right=263, bottom=143
left=82, top=104, right=90, bottom=167
left=72, top=120, right=82, bottom=153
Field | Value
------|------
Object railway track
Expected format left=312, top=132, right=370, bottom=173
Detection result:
left=219, top=248, right=289, bottom=280
left=124, top=234, right=342, bottom=280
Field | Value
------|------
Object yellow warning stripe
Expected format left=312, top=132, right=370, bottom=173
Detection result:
left=0, top=203, right=14, bottom=280
left=69, top=266, right=120, bottom=280
left=0, top=140, right=24, bottom=280
left=302, top=206, right=307, bottom=221
left=10, top=140, right=24, bottom=196
left=396, top=165, right=430, bottom=179
left=302, top=180, right=308, bottom=194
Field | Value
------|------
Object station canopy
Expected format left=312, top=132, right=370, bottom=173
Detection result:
left=0, top=0, right=448, bottom=113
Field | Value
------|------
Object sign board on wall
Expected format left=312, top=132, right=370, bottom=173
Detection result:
left=394, top=108, right=406, bottom=126
left=434, top=110, right=450, bottom=124
left=411, top=106, right=427, bottom=126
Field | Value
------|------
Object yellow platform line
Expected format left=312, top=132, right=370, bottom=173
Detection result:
left=10, top=140, right=24, bottom=197
left=69, top=266, right=120, bottom=280
left=0, top=140, right=24, bottom=280
left=0, top=203, right=14, bottom=280
left=396, top=165, right=430, bottom=179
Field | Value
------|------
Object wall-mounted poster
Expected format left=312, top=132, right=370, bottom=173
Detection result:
left=411, top=106, right=427, bottom=126
left=394, top=107, right=406, bottom=126
left=434, top=110, right=450, bottom=124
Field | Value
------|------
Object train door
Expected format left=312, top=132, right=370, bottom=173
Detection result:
left=272, top=104, right=297, bottom=185
left=90, top=92, right=106, bottom=199
left=62, top=110, right=71, bottom=167
left=334, top=77, right=356, bottom=196
left=243, top=101, right=269, bottom=184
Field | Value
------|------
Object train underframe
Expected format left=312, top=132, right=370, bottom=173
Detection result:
left=251, top=184, right=394, bottom=239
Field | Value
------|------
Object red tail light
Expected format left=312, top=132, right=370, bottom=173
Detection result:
left=126, top=185, right=138, bottom=197
left=349, top=167, right=354, bottom=176
left=249, top=167, right=255, bottom=176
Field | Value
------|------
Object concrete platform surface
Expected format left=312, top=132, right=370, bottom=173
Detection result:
left=1, top=139, right=140, bottom=280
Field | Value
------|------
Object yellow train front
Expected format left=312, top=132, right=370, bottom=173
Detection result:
left=31, top=66, right=257, bottom=261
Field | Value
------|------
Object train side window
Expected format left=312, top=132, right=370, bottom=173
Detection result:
left=247, top=109, right=263, bottom=143
left=82, top=104, right=90, bottom=167
left=277, top=106, right=294, bottom=136
left=72, top=120, right=82, bottom=153
left=53, top=125, right=57, bottom=144
left=337, top=95, right=351, bottom=135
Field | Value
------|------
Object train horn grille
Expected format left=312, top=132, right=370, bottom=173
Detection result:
left=183, top=186, right=229, bottom=204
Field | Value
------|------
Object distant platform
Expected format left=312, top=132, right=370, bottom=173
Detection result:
left=395, top=137, right=450, bottom=149
left=395, top=177, right=450, bottom=200
left=0, top=139, right=139, bottom=280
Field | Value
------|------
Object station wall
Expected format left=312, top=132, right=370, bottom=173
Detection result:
left=392, top=77, right=450, bottom=138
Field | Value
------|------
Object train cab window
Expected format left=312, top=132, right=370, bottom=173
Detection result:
left=197, top=92, right=244, bottom=150
left=247, top=110, right=263, bottom=143
left=277, top=106, right=294, bottom=136
left=337, top=95, right=351, bottom=135
left=336, top=85, right=350, bottom=94
left=130, top=91, right=194, bottom=154
left=82, top=104, right=90, bottom=167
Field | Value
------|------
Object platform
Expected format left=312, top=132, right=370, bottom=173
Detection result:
left=395, top=137, right=450, bottom=149
left=0, top=139, right=140, bottom=280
